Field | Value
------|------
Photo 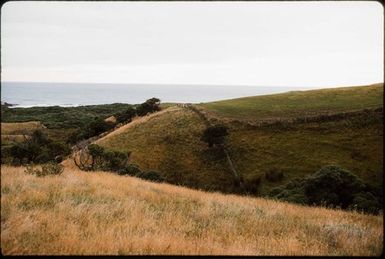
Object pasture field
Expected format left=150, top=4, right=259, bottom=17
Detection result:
left=198, top=83, right=383, bottom=121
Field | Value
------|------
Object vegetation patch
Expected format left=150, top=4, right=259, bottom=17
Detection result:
left=199, top=83, right=383, bottom=121
left=269, top=165, right=383, bottom=214
left=24, top=162, right=64, bottom=177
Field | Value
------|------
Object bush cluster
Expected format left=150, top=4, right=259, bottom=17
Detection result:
left=265, top=169, right=284, bottom=182
left=243, top=175, right=262, bottom=194
left=1, top=103, right=134, bottom=129
left=75, top=144, right=165, bottom=183
left=115, top=107, right=136, bottom=124
left=136, top=98, right=161, bottom=116
left=68, top=98, right=161, bottom=143
left=68, top=118, right=116, bottom=144
left=136, top=170, right=165, bottom=182
left=75, top=144, right=130, bottom=172
left=2, top=130, right=71, bottom=165
left=201, top=124, right=229, bottom=148
left=117, top=164, right=164, bottom=182
left=269, top=165, right=382, bottom=214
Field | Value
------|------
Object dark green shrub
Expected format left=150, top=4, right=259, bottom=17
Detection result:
left=269, top=187, right=284, bottom=197
left=117, top=164, right=141, bottom=176
left=102, top=150, right=129, bottom=171
left=88, top=144, right=105, bottom=169
left=136, top=98, right=161, bottom=116
left=349, top=192, right=382, bottom=215
left=265, top=169, right=284, bottom=182
left=304, top=165, right=365, bottom=209
left=269, top=178, right=309, bottom=205
left=85, top=118, right=115, bottom=138
left=244, top=175, right=262, bottom=194
left=10, top=140, right=44, bottom=164
left=47, top=141, right=71, bottom=157
left=137, top=170, right=165, bottom=182
left=1, top=146, right=13, bottom=164
left=71, top=118, right=116, bottom=142
left=201, top=124, right=229, bottom=147
left=7, top=129, right=71, bottom=165
left=364, top=183, right=383, bottom=205
left=31, top=130, right=50, bottom=144
left=35, top=149, right=51, bottom=163
left=74, top=144, right=131, bottom=173
left=116, top=107, right=136, bottom=123
left=269, top=168, right=381, bottom=214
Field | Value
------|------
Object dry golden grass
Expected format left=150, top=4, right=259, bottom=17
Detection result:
left=1, top=134, right=27, bottom=144
left=1, top=165, right=383, bottom=255
left=1, top=121, right=45, bottom=135
left=1, top=122, right=45, bottom=146
left=104, top=116, right=117, bottom=123
left=96, top=106, right=181, bottom=142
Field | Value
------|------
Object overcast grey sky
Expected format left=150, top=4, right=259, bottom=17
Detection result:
left=1, top=1, right=383, bottom=87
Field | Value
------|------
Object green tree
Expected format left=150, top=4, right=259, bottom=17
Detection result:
left=201, top=124, right=229, bottom=147
left=88, top=144, right=106, bottom=169
left=87, top=118, right=115, bottom=138
left=304, top=165, right=365, bottom=208
left=136, top=98, right=161, bottom=116
left=116, top=107, right=136, bottom=123
left=30, top=129, right=50, bottom=145
left=102, top=150, right=130, bottom=171
left=137, top=170, right=165, bottom=182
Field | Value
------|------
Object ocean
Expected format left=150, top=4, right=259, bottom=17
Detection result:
left=1, top=81, right=314, bottom=108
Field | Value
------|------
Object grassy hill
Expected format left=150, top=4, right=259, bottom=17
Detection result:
left=1, top=165, right=382, bottom=255
left=96, top=107, right=235, bottom=192
left=96, top=83, right=383, bottom=196
left=198, top=83, right=383, bottom=121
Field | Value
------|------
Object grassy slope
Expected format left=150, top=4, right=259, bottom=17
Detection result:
left=97, top=84, right=383, bottom=195
left=227, top=120, right=383, bottom=194
left=1, top=165, right=383, bottom=255
left=96, top=107, right=235, bottom=192
left=199, top=83, right=383, bottom=121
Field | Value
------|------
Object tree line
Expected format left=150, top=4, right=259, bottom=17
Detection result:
left=68, top=98, right=161, bottom=144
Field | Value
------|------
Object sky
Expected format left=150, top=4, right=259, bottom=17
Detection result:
left=1, top=1, right=383, bottom=87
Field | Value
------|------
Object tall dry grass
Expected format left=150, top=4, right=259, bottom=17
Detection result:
left=1, top=121, right=45, bottom=135
left=1, top=165, right=383, bottom=255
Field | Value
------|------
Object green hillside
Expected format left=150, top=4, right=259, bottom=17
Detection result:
left=97, top=84, right=383, bottom=196
left=199, top=83, right=383, bottom=121
left=97, top=107, right=236, bottom=192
